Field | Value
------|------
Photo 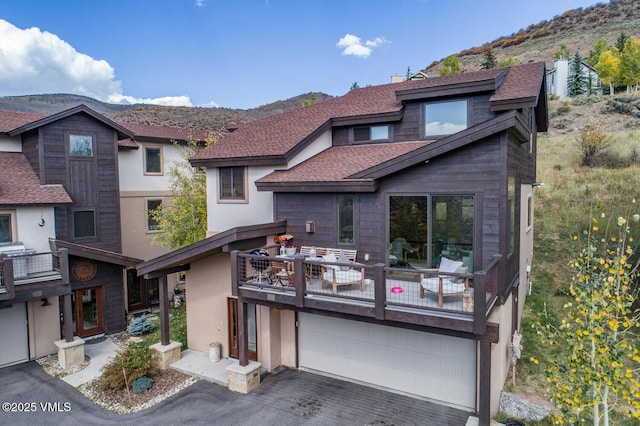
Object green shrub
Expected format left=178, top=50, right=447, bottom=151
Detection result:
left=100, top=342, right=155, bottom=390
left=556, top=105, right=570, bottom=115
left=572, top=94, right=601, bottom=106
left=131, top=376, right=153, bottom=394
left=625, top=118, right=640, bottom=129
left=127, top=315, right=155, bottom=336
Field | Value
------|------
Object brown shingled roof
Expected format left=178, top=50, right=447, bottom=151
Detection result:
left=0, top=110, right=45, bottom=133
left=120, top=122, right=213, bottom=142
left=0, top=153, right=72, bottom=205
left=257, top=141, right=431, bottom=184
left=192, top=63, right=547, bottom=166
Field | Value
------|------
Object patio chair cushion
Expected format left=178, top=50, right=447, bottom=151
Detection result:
left=322, top=253, right=340, bottom=271
left=420, top=277, right=466, bottom=294
left=439, top=257, right=463, bottom=273
left=323, top=269, right=363, bottom=284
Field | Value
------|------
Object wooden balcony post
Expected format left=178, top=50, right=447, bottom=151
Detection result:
left=158, top=275, right=170, bottom=346
left=59, top=248, right=70, bottom=285
left=231, top=250, right=239, bottom=297
left=478, top=340, right=492, bottom=426
left=294, top=255, right=305, bottom=307
left=0, top=257, right=15, bottom=300
left=473, top=271, right=486, bottom=335
left=238, top=299, right=249, bottom=367
left=373, top=264, right=386, bottom=320
left=63, top=293, right=74, bottom=343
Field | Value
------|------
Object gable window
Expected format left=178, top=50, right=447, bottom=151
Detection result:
left=219, top=166, right=246, bottom=201
left=69, top=134, right=93, bottom=157
left=424, top=100, right=468, bottom=137
left=147, top=199, right=162, bottom=231
left=73, top=210, right=96, bottom=239
left=353, top=125, right=389, bottom=142
left=338, top=195, right=354, bottom=244
left=144, top=146, right=163, bottom=175
left=0, top=211, right=16, bottom=244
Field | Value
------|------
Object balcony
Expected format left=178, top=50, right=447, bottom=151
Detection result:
left=0, top=249, right=69, bottom=301
left=232, top=246, right=502, bottom=340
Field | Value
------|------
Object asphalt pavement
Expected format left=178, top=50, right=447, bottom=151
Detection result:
left=0, top=361, right=473, bottom=425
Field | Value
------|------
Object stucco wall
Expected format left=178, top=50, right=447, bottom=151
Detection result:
left=119, top=191, right=172, bottom=261
left=16, top=207, right=56, bottom=253
left=118, top=143, right=183, bottom=192
left=488, top=295, right=515, bottom=416
left=27, top=297, right=60, bottom=359
left=186, top=252, right=232, bottom=355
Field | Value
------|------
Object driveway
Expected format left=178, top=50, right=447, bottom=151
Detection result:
left=0, top=361, right=472, bottom=425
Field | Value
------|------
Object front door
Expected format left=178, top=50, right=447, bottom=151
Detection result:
left=73, top=287, right=104, bottom=336
left=228, top=298, right=257, bottom=360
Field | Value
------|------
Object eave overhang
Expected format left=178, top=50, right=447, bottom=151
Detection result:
left=9, top=105, right=134, bottom=140
left=136, top=221, right=287, bottom=277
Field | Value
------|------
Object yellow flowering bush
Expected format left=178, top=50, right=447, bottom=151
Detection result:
left=537, top=212, right=640, bottom=425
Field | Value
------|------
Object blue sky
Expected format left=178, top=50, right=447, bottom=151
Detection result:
left=1, top=0, right=603, bottom=110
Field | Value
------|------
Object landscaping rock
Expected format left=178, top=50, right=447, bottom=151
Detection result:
left=499, top=391, right=555, bottom=422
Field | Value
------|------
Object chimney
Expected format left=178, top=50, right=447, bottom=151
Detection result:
left=390, top=75, right=404, bottom=83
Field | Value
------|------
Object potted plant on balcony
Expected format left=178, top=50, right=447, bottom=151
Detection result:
left=285, top=242, right=297, bottom=256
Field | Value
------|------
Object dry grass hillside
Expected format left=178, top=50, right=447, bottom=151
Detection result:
left=424, top=0, right=640, bottom=75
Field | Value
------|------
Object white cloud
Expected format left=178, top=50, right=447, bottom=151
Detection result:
left=194, top=0, right=205, bottom=7
left=336, top=33, right=389, bottom=58
left=0, top=19, right=192, bottom=107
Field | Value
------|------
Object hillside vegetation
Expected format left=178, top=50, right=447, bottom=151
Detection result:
left=424, top=0, right=640, bottom=75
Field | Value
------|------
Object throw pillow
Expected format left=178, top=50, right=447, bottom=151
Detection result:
left=336, top=253, right=351, bottom=271
left=439, top=257, right=463, bottom=273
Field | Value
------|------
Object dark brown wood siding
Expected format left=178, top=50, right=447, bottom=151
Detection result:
left=332, top=94, right=497, bottom=146
left=276, top=135, right=508, bottom=275
left=69, top=256, right=126, bottom=334
left=21, top=129, right=42, bottom=181
left=39, top=113, right=122, bottom=252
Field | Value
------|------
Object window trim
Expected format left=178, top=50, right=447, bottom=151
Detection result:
left=143, top=145, right=164, bottom=176
left=0, top=210, right=17, bottom=244
left=217, top=166, right=248, bottom=203
left=146, top=198, right=163, bottom=232
left=352, top=125, right=391, bottom=143
left=72, top=209, right=97, bottom=240
left=526, top=194, right=533, bottom=232
left=423, top=99, right=469, bottom=138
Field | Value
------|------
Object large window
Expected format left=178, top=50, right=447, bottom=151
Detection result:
left=73, top=210, right=96, bottom=239
left=219, top=166, right=246, bottom=201
left=389, top=195, right=474, bottom=271
left=353, top=125, right=389, bottom=142
left=424, top=100, right=468, bottom=137
left=0, top=211, right=15, bottom=243
left=144, top=146, right=162, bottom=175
left=147, top=199, right=162, bottom=231
left=338, top=195, right=354, bottom=244
left=69, top=134, right=93, bottom=157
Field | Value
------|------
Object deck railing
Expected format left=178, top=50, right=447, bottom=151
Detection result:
left=234, top=247, right=501, bottom=334
left=0, top=249, right=68, bottom=300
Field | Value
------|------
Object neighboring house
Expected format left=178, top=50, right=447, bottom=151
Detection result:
left=546, top=58, right=603, bottom=98
left=0, top=105, right=207, bottom=367
left=137, top=62, right=548, bottom=424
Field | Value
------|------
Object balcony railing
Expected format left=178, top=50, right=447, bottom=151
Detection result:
left=233, top=247, right=502, bottom=337
left=0, top=249, right=68, bottom=301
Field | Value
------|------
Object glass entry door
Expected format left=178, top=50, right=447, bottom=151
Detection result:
left=228, top=298, right=257, bottom=361
left=73, top=287, right=104, bottom=336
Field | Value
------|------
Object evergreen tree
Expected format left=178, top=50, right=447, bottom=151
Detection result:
left=481, top=48, right=496, bottom=69
left=616, top=31, right=629, bottom=52
left=405, top=66, right=411, bottom=79
left=350, top=82, right=360, bottom=91
left=568, top=50, right=587, bottom=97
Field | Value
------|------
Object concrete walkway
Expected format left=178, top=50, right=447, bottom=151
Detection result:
left=169, top=348, right=235, bottom=386
left=62, top=337, right=119, bottom=387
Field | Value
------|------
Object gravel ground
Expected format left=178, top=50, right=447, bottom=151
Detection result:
left=36, top=332, right=197, bottom=414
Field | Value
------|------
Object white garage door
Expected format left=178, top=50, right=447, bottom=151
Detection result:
left=0, top=303, right=29, bottom=367
left=298, top=313, right=476, bottom=410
